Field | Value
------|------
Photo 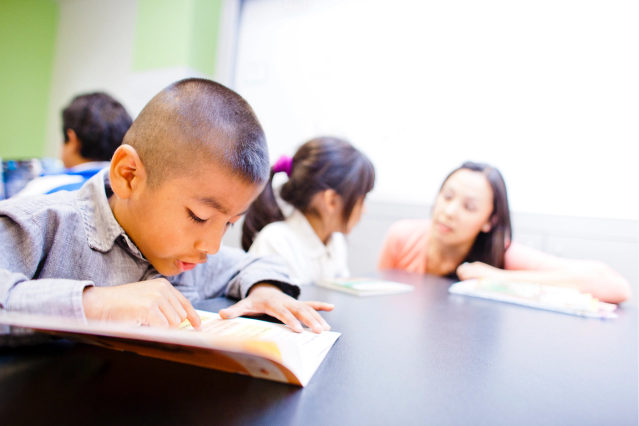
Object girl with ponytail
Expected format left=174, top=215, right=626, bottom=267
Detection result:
left=242, top=137, right=375, bottom=285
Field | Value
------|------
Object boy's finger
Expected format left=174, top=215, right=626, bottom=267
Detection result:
left=158, top=301, right=183, bottom=327
left=166, top=292, right=188, bottom=322
left=148, top=308, right=170, bottom=328
left=183, top=302, right=201, bottom=330
left=303, top=305, right=331, bottom=331
left=290, top=305, right=324, bottom=334
left=169, top=286, right=201, bottom=329
left=219, top=299, right=250, bottom=320
left=266, top=306, right=303, bottom=333
left=303, top=301, right=335, bottom=312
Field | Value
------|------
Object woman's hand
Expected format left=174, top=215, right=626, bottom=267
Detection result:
left=218, top=283, right=334, bottom=333
left=457, top=254, right=631, bottom=304
left=456, top=261, right=506, bottom=281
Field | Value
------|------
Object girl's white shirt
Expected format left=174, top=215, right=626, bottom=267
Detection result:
left=248, top=205, right=350, bottom=286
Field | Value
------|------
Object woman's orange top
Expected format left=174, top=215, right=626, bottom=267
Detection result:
left=377, top=219, right=565, bottom=273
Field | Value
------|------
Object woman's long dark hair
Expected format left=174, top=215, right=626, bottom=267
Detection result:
left=242, top=137, right=375, bottom=251
left=440, top=161, right=512, bottom=269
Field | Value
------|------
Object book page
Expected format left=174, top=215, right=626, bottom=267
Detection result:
left=180, top=311, right=340, bottom=383
left=181, top=311, right=336, bottom=348
left=449, top=279, right=617, bottom=318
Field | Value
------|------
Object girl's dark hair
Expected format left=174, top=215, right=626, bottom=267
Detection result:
left=242, top=137, right=375, bottom=251
left=441, top=161, right=512, bottom=269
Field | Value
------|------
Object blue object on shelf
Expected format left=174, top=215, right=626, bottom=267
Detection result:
left=2, top=159, right=42, bottom=199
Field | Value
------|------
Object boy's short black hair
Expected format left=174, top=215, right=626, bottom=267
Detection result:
left=62, top=92, right=132, bottom=162
left=124, top=78, right=270, bottom=187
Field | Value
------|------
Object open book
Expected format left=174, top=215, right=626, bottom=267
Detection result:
left=316, top=277, right=414, bottom=296
left=0, top=309, right=340, bottom=386
left=449, top=279, right=618, bottom=318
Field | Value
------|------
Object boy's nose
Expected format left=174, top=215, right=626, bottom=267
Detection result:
left=194, top=227, right=224, bottom=255
left=195, top=239, right=221, bottom=255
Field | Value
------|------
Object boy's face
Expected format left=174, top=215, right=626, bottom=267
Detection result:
left=119, top=164, right=263, bottom=276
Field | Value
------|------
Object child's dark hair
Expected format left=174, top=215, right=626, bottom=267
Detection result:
left=441, top=161, right=512, bottom=269
left=62, top=92, right=132, bottom=161
left=242, top=137, right=375, bottom=251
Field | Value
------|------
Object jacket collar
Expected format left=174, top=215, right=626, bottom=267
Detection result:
left=74, top=169, right=145, bottom=259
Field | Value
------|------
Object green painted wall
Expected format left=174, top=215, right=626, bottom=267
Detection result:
left=133, top=0, right=223, bottom=76
left=0, top=0, right=223, bottom=160
left=0, top=0, right=59, bottom=159
left=190, top=0, right=223, bottom=76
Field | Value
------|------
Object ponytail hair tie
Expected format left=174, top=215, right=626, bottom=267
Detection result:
left=272, top=155, right=293, bottom=177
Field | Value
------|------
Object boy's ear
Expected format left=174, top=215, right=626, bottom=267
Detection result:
left=66, top=129, right=81, bottom=153
left=109, top=144, right=147, bottom=200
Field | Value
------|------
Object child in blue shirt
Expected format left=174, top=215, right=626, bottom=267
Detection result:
left=15, top=92, right=132, bottom=197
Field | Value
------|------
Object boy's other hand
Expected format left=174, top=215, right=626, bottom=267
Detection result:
left=218, top=283, right=334, bottom=334
left=82, top=278, right=202, bottom=329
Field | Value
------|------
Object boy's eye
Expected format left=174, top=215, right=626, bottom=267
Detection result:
left=187, top=209, right=207, bottom=224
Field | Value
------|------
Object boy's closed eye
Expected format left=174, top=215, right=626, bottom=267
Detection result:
left=186, top=208, right=237, bottom=229
left=187, top=208, right=207, bottom=224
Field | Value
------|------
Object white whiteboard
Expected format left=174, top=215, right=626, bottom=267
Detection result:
left=234, top=0, right=638, bottom=220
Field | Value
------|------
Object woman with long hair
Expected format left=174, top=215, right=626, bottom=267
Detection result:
left=378, top=161, right=631, bottom=303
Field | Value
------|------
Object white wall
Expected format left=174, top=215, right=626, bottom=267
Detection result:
left=44, top=0, right=240, bottom=157
left=228, top=0, right=639, bottom=303
left=235, top=0, right=639, bottom=221
left=45, top=0, right=138, bottom=157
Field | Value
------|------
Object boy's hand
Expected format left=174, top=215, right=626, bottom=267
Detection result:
left=218, top=283, right=334, bottom=334
left=82, top=278, right=202, bottom=329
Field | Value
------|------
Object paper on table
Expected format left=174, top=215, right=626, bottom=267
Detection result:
left=316, top=277, right=414, bottom=296
left=449, top=279, right=618, bottom=318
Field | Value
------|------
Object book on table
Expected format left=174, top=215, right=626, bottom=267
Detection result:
left=449, top=278, right=618, bottom=318
left=315, top=277, right=414, bottom=296
left=0, top=309, right=340, bottom=386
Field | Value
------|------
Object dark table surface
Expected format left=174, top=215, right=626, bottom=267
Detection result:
left=0, top=271, right=636, bottom=426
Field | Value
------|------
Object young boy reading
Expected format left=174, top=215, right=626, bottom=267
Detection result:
left=0, top=79, right=333, bottom=341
